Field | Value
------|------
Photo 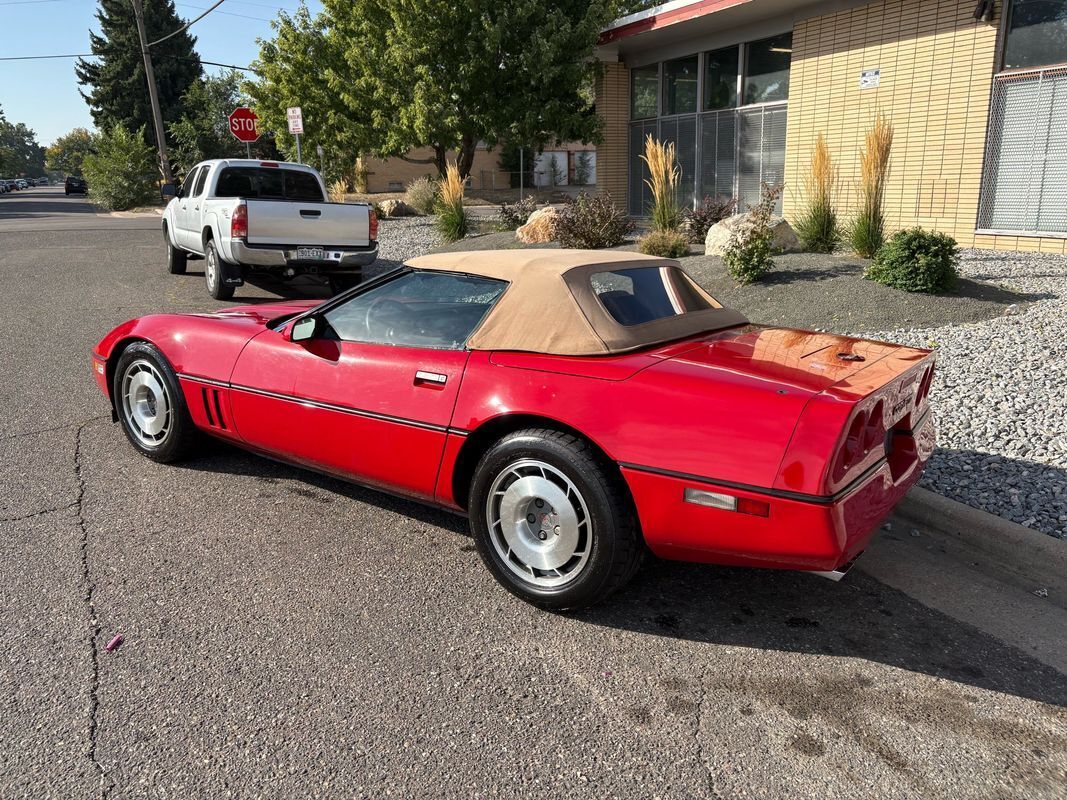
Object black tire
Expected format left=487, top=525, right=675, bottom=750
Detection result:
left=204, top=239, right=235, bottom=300
left=112, top=341, right=202, bottom=463
left=165, top=227, right=187, bottom=275
left=468, top=428, right=644, bottom=610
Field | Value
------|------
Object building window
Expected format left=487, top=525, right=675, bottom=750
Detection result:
left=703, top=45, right=739, bottom=111
left=631, top=64, right=659, bottom=119
left=663, top=56, right=699, bottom=115
left=978, top=66, right=1067, bottom=234
left=1004, top=0, right=1067, bottom=70
left=744, top=33, right=792, bottom=104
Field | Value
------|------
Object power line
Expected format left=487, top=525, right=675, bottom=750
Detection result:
left=150, top=0, right=228, bottom=46
left=0, top=51, right=259, bottom=73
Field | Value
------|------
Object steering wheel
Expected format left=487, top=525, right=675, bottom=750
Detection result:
left=363, top=297, right=411, bottom=340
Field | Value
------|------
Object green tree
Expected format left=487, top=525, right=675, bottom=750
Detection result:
left=247, top=1, right=614, bottom=179
left=82, top=124, right=158, bottom=210
left=45, top=128, right=95, bottom=176
left=168, top=70, right=279, bottom=176
left=0, top=107, right=46, bottom=177
left=246, top=6, right=356, bottom=180
left=76, top=0, right=203, bottom=144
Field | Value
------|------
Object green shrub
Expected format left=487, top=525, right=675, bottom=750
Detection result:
left=433, top=162, right=468, bottom=242
left=554, top=192, right=635, bottom=249
left=81, top=124, right=157, bottom=211
left=683, top=195, right=735, bottom=244
left=722, top=183, right=782, bottom=285
left=499, top=196, right=537, bottom=229
left=637, top=229, right=689, bottom=258
left=864, top=228, right=959, bottom=293
left=405, top=175, right=438, bottom=215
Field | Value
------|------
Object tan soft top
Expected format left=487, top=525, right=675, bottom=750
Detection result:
left=405, top=249, right=749, bottom=355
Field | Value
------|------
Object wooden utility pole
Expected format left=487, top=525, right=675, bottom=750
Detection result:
left=131, top=0, right=174, bottom=184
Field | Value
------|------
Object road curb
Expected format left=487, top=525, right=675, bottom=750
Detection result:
left=893, top=486, right=1066, bottom=598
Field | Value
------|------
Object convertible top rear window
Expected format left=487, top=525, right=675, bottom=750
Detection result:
left=590, top=266, right=714, bottom=327
left=214, top=167, right=325, bottom=201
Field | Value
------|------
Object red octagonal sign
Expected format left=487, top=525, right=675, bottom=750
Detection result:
left=228, top=107, right=260, bottom=143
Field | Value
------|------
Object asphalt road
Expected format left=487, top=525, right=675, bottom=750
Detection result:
left=1, top=187, right=1064, bottom=799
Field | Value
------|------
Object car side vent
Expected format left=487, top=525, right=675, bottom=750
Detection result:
left=200, top=387, right=228, bottom=430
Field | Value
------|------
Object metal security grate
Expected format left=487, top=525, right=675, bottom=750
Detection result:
left=978, top=66, right=1067, bottom=235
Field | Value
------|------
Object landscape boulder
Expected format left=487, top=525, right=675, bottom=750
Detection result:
left=704, top=212, right=801, bottom=255
left=379, top=199, right=417, bottom=217
left=516, top=206, right=559, bottom=244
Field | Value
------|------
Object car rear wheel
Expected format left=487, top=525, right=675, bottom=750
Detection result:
left=468, top=429, right=644, bottom=610
left=165, top=228, right=187, bottom=275
left=204, top=239, right=235, bottom=300
left=113, top=342, right=201, bottom=463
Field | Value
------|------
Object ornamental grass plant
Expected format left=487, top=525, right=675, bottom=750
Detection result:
left=641, top=135, right=682, bottom=233
left=434, top=162, right=468, bottom=242
left=793, top=134, right=839, bottom=253
left=851, top=113, right=894, bottom=258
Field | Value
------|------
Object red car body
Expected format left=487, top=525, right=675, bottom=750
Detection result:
left=92, top=293, right=935, bottom=576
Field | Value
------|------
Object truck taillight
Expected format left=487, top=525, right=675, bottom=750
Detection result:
left=369, top=208, right=378, bottom=241
left=231, top=203, right=248, bottom=240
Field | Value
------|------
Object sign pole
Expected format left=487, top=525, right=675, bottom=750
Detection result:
left=295, top=134, right=302, bottom=164
left=245, top=142, right=251, bottom=159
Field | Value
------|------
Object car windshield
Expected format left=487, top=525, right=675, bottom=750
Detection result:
left=590, top=266, right=715, bottom=326
left=214, top=167, right=325, bottom=201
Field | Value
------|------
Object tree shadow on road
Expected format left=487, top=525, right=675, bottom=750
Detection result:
left=183, top=442, right=1067, bottom=709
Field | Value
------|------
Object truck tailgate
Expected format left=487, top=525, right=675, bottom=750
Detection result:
left=245, top=200, right=370, bottom=247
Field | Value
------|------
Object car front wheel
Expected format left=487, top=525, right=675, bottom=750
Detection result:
left=113, top=342, right=201, bottom=463
left=468, top=429, right=645, bottom=610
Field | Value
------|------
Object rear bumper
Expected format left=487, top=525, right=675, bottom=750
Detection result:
left=622, top=413, right=935, bottom=572
left=229, top=240, right=378, bottom=272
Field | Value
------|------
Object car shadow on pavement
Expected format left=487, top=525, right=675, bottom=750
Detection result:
left=183, top=442, right=1066, bottom=710
left=578, top=559, right=1067, bottom=709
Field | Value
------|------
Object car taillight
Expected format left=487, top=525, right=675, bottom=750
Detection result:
left=684, top=489, right=770, bottom=518
left=369, top=208, right=378, bottom=241
left=832, top=404, right=887, bottom=483
left=231, top=203, right=248, bottom=240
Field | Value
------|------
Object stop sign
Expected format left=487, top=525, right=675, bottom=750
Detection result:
left=228, top=107, right=260, bottom=143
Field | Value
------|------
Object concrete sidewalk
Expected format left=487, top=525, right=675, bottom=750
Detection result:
left=862, top=487, right=1066, bottom=673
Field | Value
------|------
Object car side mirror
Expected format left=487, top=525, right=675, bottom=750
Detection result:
left=290, top=316, right=319, bottom=342
left=162, top=182, right=177, bottom=199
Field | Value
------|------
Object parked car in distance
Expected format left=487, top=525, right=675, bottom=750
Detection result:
left=161, top=159, right=378, bottom=299
left=15, top=179, right=27, bottom=190
left=92, top=250, right=936, bottom=610
left=0, top=180, right=9, bottom=193
left=65, top=176, right=87, bottom=195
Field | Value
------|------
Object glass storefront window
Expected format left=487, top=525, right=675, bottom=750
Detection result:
left=703, top=46, right=739, bottom=110
left=662, top=56, right=699, bottom=115
left=744, top=33, right=792, bottom=104
left=631, top=65, right=659, bottom=119
left=1004, top=0, right=1067, bottom=69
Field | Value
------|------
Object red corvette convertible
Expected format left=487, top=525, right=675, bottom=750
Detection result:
left=93, top=250, right=935, bottom=609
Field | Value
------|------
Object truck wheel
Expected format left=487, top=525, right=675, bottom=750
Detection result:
left=204, top=239, right=235, bottom=300
left=165, top=228, right=187, bottom=275
left=468, top=429, right=645, bottom=610
left=113, top=341, right=202, bottom=463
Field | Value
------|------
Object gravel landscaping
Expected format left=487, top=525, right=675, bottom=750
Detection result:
left=380, top=218, right=1067, bottom=539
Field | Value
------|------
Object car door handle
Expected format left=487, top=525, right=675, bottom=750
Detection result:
left=300, top=209, right=322, bottom=218
left=193, top=205, right=199, bottom=211
left=414, top=371, right=447, bottom=386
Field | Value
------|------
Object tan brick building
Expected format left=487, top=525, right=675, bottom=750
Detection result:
left=595, top=0, right=1067, bottom=252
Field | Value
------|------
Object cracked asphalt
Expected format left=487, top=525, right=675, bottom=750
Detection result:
left=1, top=188, right=1065, bottom=799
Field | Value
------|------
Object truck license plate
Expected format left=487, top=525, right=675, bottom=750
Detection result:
left=297, top=247, right=325, bottom=260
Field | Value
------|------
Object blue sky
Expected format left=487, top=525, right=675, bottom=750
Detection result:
left=1, top=0, right=321, bottom=146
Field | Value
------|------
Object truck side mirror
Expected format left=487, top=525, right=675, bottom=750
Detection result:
left=162, top=182, right=177, bottom=199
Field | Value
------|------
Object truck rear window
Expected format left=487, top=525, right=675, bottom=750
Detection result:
left=214, top=167, right=325, bottom=201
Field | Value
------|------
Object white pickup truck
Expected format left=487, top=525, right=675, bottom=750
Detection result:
left=161, top=159, right=378, bottom=299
